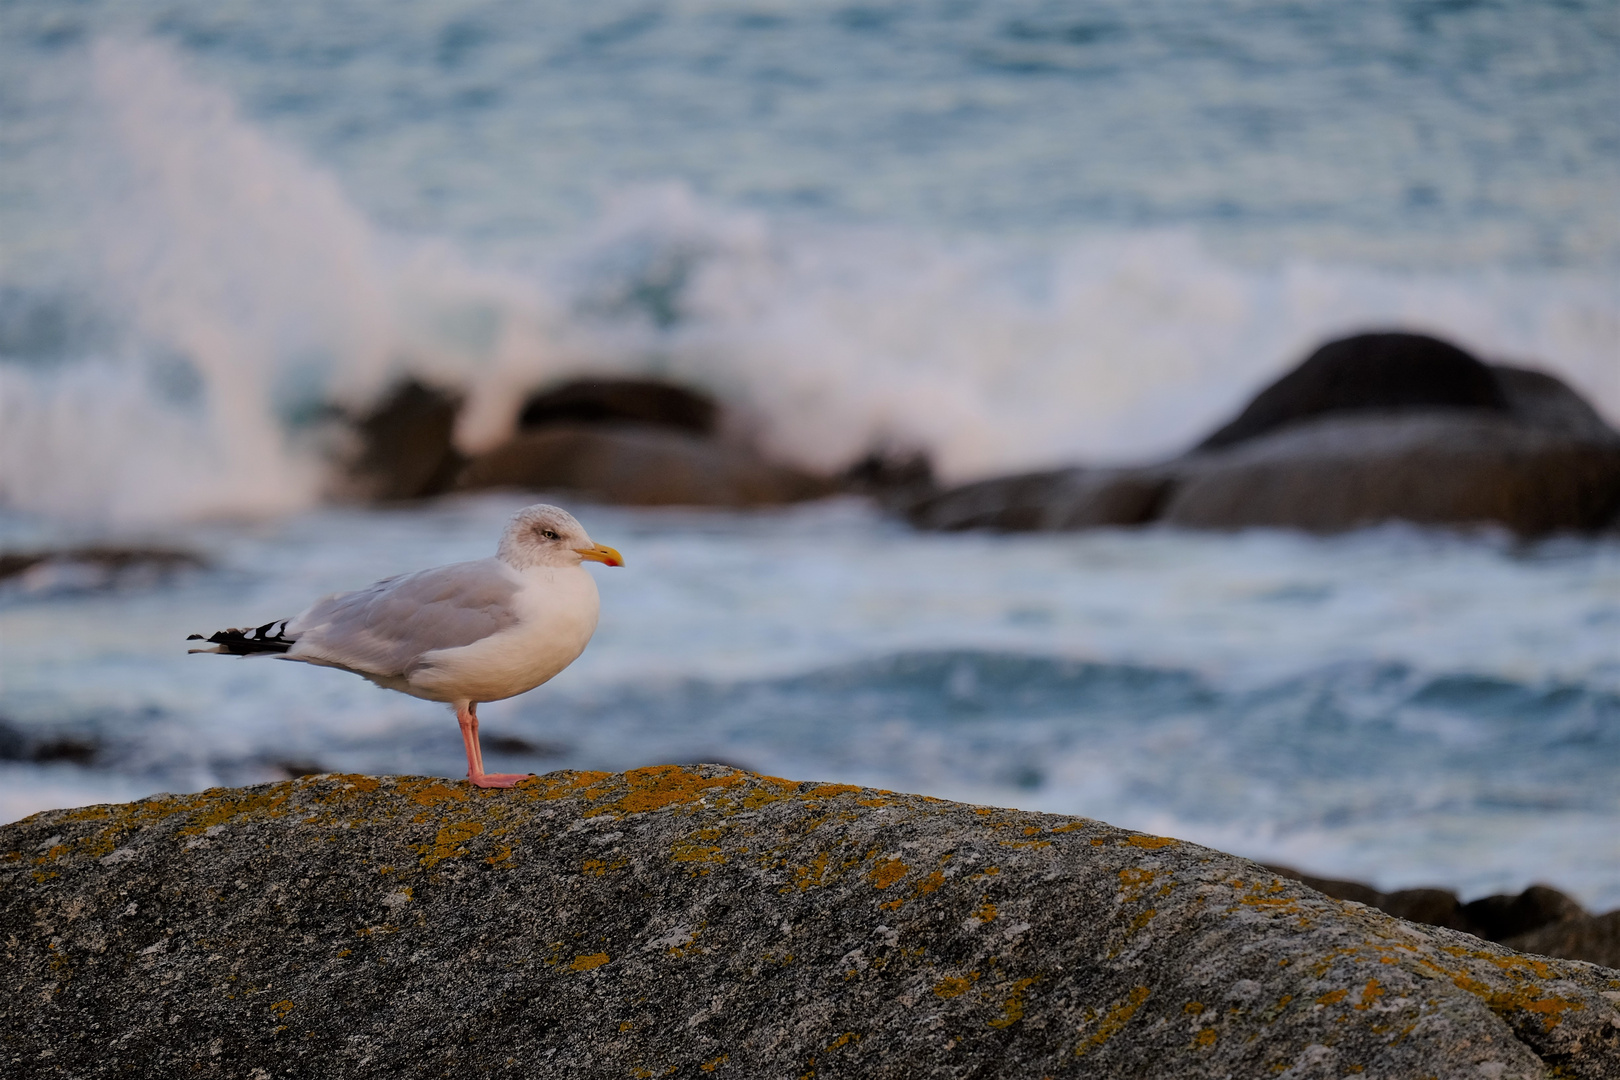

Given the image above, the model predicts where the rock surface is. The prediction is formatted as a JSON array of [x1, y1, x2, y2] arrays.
[[344, 379, 465, 501], [1267, 866, 1609, 962], [907, 332, 1620, 537], [458, 423, 834, 506], [1509, 915, 1620, 973], [5, 767, 1618, 1078], [906, 467, 1173, 532], [516, 378, 720, 437], [0, 547, 204, 591], [1160, 412, 1620, 535], [1195, 332, 1510, 451]]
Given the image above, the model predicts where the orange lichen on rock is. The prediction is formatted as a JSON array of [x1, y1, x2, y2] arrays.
[[1117, 867, 1156, 901], [404, 782, 466, 808], [878, 868, 948, 912], [594, 765, 748, 816], [8, 767, 1617, 1078], [671, 844, 726, 864], [417, 820, 483, 868], [805, 784, 861, 798], [742, 777, 800, 810], [570, 952, 610, 972], [987, 977, 1038, 1029], [1123, 835, 1179, 850], [1352, 979, 1384, 1010], [1075, 986, 1151, 1056], [867, 859, 909, 890]]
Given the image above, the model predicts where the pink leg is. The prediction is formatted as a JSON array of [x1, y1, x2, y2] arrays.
[[457, 702, 531, 789]]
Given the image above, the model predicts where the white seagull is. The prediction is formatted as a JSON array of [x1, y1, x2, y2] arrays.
[[189, 504, 623, 788]]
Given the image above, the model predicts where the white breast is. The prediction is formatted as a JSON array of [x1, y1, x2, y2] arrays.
[[404, 565, 601, 704]]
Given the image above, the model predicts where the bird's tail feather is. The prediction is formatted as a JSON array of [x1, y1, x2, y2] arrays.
[[187, 620, 294, 655]]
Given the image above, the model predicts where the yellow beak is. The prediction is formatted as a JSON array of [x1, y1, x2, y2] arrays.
[[574, 543, 624, 567]]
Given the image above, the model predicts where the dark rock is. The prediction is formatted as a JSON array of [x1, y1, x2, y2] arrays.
[[1162, 412, 1620, 536], [0, 547, 204, 589], [1266, 866, 1600, 960], [1381, 888, 1472, 934], [1261, 864, 1384, 908], [1507, 911, 1620, 970], [840, 449, 937, 509], [1197, 332, 1509, 451], [0, 720, 100, 767], [518, 377, 719, 437], [348, 379, 466, 501], [480, 734, 567, 758], [29, 736, 99, 766], [905, 467, 1174, 532], [458, 423, 835, 507], [5, 768, 1618, 1078], [908, 329, 1620, 538], [1463, 884, 1589, 943], [269, 759, 327, 779], [1493, 365, 1620, 441], [1264, 866, 1471, 932], [0, 720, 27, 761]]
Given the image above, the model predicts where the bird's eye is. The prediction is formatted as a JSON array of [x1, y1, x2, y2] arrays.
[[541, 529, 560, 541]]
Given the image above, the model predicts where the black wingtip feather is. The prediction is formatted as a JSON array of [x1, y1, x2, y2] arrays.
[[189, 619, 294, 656]]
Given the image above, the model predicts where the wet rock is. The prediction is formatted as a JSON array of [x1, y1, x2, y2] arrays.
[[479, 734, 568, 758], [346, 379, 465, 501], [0, 720, 100, 767], [1494, 365, 1620, 442], [268, 759, 328, 780], [1161, 412, 1620, 536], [1196, 332, 1509, 451], [1507, 912, 1620, 971], [839, 449, 938, 510], [28, 736, 99, 766], [5, 768, 1618, 1078], [0, 547, 205, 594], [908, 330, 1620, 538], [458, 424, 834, 506], [1381, 888, 1474, 934], [518, 377, 719, 436], [1464, 884, 1591, 943], [461, 375, 835, 507], [1267, 866, 1602, 961], [1263, 866, 1385, 909], [906, 466, 1173, 531]]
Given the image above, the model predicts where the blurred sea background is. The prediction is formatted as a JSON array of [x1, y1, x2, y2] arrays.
[[1, 1, 1617, 906]]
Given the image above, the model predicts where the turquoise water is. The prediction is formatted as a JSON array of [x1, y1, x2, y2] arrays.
[[1, 2, 1617, 905]]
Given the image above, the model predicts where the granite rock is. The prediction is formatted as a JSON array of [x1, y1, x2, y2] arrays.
[[905, 467, 1173, 532], [457, 423, 834, 506], [516, 378, 720, 437], [1508, 914, 1620, 972], [4, 767, 1618, 1078], [1160, 412, 1620, 536], [343, 379, 466, 501], [1267, 866, 1604, 959], [1195, 332, 1510, 451]]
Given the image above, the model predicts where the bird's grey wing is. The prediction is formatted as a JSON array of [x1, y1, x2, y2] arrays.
[[285, 559, 522, 677]]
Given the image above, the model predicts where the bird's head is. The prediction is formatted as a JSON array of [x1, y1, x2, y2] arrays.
[[498, 504, 624, 571]]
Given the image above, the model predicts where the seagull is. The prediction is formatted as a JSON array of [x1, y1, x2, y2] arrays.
[[188, 504, 623, 788]]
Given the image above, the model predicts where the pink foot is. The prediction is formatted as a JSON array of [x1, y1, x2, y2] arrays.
[[468, 772, 532, 789]]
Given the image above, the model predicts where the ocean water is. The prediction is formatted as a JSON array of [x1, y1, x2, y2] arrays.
[[1, 3, 1617, 904]]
